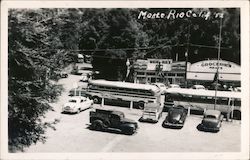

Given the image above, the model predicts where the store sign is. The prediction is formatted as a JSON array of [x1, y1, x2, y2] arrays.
[[171, 62, 190, 71], [188, 60, 240, 73], [187, 60, 241, 81], [200, 61, 232, 69], [172, 65, 185, 70]]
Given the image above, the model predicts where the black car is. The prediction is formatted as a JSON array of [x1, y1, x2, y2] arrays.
[[162, 106, 187, 129], [198, 109, 223, 132]]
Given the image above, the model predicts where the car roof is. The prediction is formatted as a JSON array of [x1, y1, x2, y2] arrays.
[[95, 108, 124, 116], [205, 110, 221, 116], [69, 97, 86, 101], [153, 83, 165, 86], [170, 84, 179, 86], [193, 85, 204, 87], [169, 106, 185, 111], [112, 110, 124, 116]]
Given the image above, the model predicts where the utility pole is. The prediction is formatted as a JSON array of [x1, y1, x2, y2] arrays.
[[214, 18, 223, 110], [124, 59, 130, 82], [185, 23, 191, 88]]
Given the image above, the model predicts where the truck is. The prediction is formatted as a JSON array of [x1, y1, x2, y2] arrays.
[[89, 108, 138, 135], [139, 102, 163, 123]]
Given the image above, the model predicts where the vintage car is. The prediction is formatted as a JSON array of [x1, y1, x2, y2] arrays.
[[162, 106, 187, 128], [198, 109, 224, 132], [139, 102, 163, 123], [191, 85, 205, 90], [62, 97, 93, 114], [89, 108, 138, 135], [169, 84, 180, 88]]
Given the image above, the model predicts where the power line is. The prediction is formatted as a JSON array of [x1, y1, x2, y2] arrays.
[[40, 44, 185, 52], [39, 42, 232, 52], [189, 43, 231, 50]]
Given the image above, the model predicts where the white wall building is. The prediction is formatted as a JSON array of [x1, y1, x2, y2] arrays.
[[187, 60, 241, 85]]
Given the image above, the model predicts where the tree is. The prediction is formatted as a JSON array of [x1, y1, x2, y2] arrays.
[[8, 9, 66, 152], [83, 9, 149, 80]]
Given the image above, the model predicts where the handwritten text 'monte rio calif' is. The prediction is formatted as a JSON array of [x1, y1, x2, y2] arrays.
[[138, 10, 224, 20]]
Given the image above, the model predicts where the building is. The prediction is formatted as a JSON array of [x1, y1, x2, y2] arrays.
[[133, 58, 240, 87], [133, 59, 188, 85], [187, 59, 241, 87]]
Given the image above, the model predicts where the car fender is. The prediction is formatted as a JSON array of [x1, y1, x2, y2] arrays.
[[120, 123, 136, 130]]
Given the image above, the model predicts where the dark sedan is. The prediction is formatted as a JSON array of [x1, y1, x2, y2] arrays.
[[162, 106, 187, 129], [198, 109, 223, 132]]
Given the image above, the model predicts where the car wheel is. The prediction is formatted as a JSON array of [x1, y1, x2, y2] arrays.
[[125, 127, 135, 135], [92, 120, 104, 131], [197, 124, 203, 131]]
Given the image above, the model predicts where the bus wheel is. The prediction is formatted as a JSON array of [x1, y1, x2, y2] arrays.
[[138, 102, 144, 110], [93, 96, 100, 104]]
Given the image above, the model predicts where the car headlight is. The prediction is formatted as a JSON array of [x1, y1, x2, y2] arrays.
[[216, 123, 220, 128]]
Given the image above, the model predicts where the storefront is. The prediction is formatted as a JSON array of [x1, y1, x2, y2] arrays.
[[187, 60, 241, 86], [133, 59, 186, 85]]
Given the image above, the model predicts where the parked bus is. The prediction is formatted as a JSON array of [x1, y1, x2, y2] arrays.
[[86, 80, 161, 109], [165, 88, 241, 120]]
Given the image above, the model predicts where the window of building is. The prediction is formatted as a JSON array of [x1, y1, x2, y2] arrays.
[[162, 60, 170, 64], [176, 73, 184, 77], [168, 73, 175, 77], [147, 72, 156, 76], [137, 72, 145, 75], [150, 60, 158, 64]]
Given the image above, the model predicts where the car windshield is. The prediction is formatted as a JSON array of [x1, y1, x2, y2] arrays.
[[170, 107, 183, 112], [206, 115, 216, 119], [68, 99, 77, 103]]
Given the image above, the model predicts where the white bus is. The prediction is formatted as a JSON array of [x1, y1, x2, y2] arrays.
[[86, 80, 161, 109], [165, 88, 241, 120]]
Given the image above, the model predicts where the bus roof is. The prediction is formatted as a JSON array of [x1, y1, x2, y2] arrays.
[[89, 80, 160, 92], [166, 88, 241, 99]]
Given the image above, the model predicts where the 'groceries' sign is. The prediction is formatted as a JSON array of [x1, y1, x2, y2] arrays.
[[200, 61, 232, 70], [189, 60, 240, 73], [187, 60, 240, 81]]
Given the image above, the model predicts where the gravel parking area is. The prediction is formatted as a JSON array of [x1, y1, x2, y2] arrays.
[[24, 63, 241, 152], [24, 103, 241, 152]]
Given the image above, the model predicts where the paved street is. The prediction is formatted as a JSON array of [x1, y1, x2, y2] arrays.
[[24, 63, 241, 152]]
